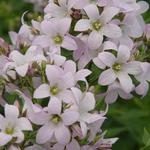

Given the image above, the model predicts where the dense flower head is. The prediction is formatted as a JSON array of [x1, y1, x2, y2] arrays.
[[0, 0, 150, 149]]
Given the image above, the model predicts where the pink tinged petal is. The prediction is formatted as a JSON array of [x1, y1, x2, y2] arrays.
[[81, 92, 95, 111], [93, 57, 106, 69], [80, 121, 87, 137], [137, 1, 149, 14], [102, 24, 122, 38], [71, 87, 82, 104], [99, 69, 116, 85], [62, 36, 77, 50], [58, 90, 75, 103], [5, 104, 19, 118], [66, 139, 80, 150], [78, 53, 92, 69], [117, 45, 131, 63], [103, 41, 118, 51], [36, 124, 54, 144], [118, 72, 134, 93], [15, 64, 29, 77], [28, 111, 49, 125], [123, 15, 144, 38], [75, 69, 91, 81], [118, 35, 134, 49], [82, 113, 105, 124], [100, 7, 120, 23], [17, 117, 32, 131], [62, 111, 79, 126], [135, 81, 149, 97], [0, 133, 12, 146], [48, 97, 62, 115], [9, 31, 18, 45], [55, 124, 71, 144], [123, 61, 142, 75], [46, 65, 62, 83], [64, 60, 76, 74], [118, 90, 133, 100], [58, 0, 67, 7], [53, 143, 65, 150], [44, 3, 65, 17], [9, 51, 25, 64], [98, 52, 116, 67], [105, 91, 118, 104], [59, 18, 72, 35], [60, 72, 75, 89], [73, 0, 89, 9], [88, 31, 103, 50], [41, 20, 57, 35], [33, 84, 50, 99], [32, 35, 50, 48], [84, 4, 99, 20], [13, 131, 24, 143], [53, 54, 66, 66], [75, 19, 90, 31]]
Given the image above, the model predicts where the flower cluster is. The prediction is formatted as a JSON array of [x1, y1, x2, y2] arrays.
[[0, 0, 150, 149]]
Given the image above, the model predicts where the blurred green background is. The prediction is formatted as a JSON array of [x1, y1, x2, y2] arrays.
[[0, 0, 150, 150]]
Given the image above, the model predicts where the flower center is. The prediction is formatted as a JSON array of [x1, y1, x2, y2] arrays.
[[51, 115, 61, 124], [92, 21, 102, 31], [5, 127, 14, 135], [50, 86, 59, 95], [113, 63, 122, 72], [53, 35, 63, 44]]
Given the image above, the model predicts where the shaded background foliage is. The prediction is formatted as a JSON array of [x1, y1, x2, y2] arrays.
[[0, 0, 150, 149]]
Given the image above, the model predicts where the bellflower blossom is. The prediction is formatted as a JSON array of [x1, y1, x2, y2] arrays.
[[0, 0, 149, 149]]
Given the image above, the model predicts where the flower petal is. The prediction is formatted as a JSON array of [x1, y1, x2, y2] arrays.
[[15, 64, 29, 77], [84, 4, 99, 20], [102, 23, 122, 38], [88, 31, 103, 50], [100, 7, 119, 23], [75, 19, 90, 31], [99, 69, 116, 85], [0, 133, 12, 146], [18, 117, 32, 131], [5, 104, 19, 118], [36, 124, 54, 144], [55, 124, 71, 144], [117, 45, 131, 63], [118, 72, 134, 93], [98, 52, 116, 67], [81, 92, 95, 111], [48, 97, 62, 115], [62, 111, 79, 126], [62, 36, 77, 50], [33, 84, 50, 99], [123, 61, 142, 75]]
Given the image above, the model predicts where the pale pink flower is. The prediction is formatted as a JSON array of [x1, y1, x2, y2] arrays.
[[71, 87, 105, 137], [73, 35, 100, 69], [0, 104, 32, 146], [75, 4, 122, 49], [33, 64, 75, 103], [95, 45, 142, 93], [33, 18, 77, 52], [5, 46, 46, 77], [33, 98, 79, 144], [44, 0, 78, 18], [63, 60, 91, 87]]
